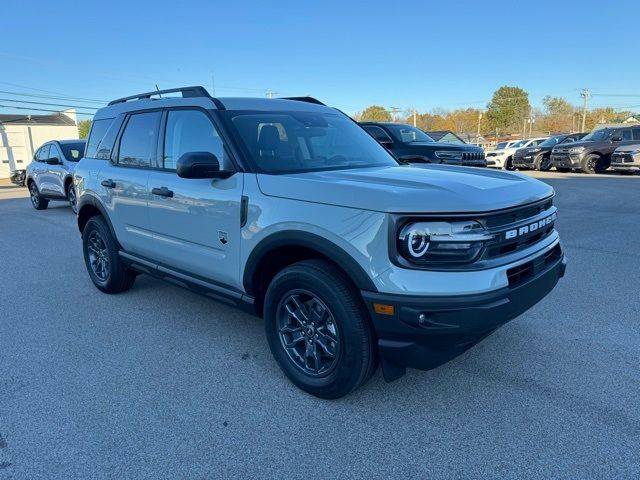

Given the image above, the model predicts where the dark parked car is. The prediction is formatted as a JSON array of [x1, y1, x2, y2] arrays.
[[9, 169, 26, 186], [512, 132, 587, 171], [551, 125, 640, 174], [360, 122, 486, 167]]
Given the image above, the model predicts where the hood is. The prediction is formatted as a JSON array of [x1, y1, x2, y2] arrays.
[[257, 165, 553, 214], [614, 144, 640, 153]]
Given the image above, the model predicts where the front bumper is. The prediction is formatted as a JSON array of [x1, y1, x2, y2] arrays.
[[512, 154, 537, 168], [362, 249, 567, 381], [551, 153, 582, 169], [612, 163, 640, 172], [485, 155, 505, 168], [611, 153, 640, 172], [9, 170, 26, 186]]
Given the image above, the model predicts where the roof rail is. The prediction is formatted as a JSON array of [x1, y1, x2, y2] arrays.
[[107, 86, 211, 106], [280, 96, 325, 106]]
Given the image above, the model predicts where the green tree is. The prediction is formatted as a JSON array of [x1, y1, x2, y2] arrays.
[[359, 105, 392, 122], [485, 86, 531, 133], [78, 119, 92, 139]]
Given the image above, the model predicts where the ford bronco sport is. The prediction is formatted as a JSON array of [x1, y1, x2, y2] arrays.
[[75, 87, 567, 399]]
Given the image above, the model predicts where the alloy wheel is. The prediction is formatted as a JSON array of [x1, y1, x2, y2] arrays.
[[30, 183, 39, 207], [276, 290, 340, 377], [86, 230, 110, 281], [68, 186, 77, 213]]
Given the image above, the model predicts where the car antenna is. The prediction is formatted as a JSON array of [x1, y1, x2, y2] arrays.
[[155, 84, 162, 98]]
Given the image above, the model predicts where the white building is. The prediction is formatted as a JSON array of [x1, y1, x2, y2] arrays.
[[0, 109, 79, 178]]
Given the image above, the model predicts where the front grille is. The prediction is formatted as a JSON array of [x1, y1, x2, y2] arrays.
[[507, 244, 562, 288], [612, 153, 634, 163], [481, 198, 556, 260], [462, 152, 485, 162]]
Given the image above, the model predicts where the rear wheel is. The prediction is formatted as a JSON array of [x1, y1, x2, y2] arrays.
[[82, 216, 136, 293], [264, 259, 377, 399], [67, 183, 78, 214], [29, 182, 48, 210]]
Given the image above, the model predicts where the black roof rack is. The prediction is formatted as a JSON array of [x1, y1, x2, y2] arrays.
[[280, 96, 325, 106], [108, 86, 211, 106]]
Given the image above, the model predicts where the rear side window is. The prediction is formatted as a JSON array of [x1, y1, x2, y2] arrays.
[[85, 119, 113, 158], [117, 111, 161, 168], [632, 128, 640, 141], [622, 129, 632, 141]]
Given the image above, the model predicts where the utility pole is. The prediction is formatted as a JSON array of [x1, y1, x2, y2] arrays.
[[266, 90, 278, 99], [389, 107, 402, 122], [528, 117, 535, 137], [580, 88, 590, 132], [523, 117, 527, 139], [413, 109, 417, 127], [210, 72, 216, 96], [476, 111, 483, 146]]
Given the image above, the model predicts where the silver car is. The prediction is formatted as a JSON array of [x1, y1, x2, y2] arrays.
[[74, 87, 566, 398], [611, 144, 640, 174], [26, 140, 86, 213]]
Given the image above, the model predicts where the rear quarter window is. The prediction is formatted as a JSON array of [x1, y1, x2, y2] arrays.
[[85, 119, 114, 158]]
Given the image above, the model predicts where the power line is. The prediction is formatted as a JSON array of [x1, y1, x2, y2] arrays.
[[0, 89, 106, 105], [0, 104, 95, 116], [0, 81, 108, 103], [0, 98, 99, 111]]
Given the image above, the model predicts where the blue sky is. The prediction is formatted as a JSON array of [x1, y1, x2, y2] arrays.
[[2, 0, 640, 118]]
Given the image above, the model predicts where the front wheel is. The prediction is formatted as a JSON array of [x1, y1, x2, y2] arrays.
[[264, 259, 377, 399], [535, 155, 553, 171], [29, 182, 49, 210], [581, 154, 604, 174], [82, 216, 136, 293], [505, 157, 516, 171], [67, 183, 78, 214]]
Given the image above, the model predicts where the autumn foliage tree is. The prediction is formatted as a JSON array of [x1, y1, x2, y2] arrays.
[[359, 105, 392, 122]]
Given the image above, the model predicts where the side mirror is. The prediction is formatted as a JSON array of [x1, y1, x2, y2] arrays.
[[45, 157, 61, 165], [176, 152, 233, 179]]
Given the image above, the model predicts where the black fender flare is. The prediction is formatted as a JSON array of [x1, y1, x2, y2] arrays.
[[76, 194, 118, 245], [243, 230, 378, 295]]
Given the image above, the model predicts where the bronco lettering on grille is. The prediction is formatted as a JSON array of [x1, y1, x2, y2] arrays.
[[505, 212, 557, 240]]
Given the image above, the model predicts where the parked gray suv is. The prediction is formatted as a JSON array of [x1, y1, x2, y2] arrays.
[[75, 87, 567, 398], [26, 139, 86, 213]]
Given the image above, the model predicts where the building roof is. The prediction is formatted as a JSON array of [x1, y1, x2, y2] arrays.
[[0, 112, 77, 126]]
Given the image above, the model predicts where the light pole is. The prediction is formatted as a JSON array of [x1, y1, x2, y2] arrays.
[[389, 107, 402, 122], [476, 112, 483, 146], [580, 88, 589, 132]]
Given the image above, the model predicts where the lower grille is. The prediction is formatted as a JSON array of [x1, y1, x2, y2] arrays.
[[507, 244, 562, 288], [462, 152, 485, 162], [612, 153, 634, 163]]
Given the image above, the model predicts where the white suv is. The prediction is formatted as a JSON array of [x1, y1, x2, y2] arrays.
[[486, 138, 548, 170], [74, 87, 566, 398]]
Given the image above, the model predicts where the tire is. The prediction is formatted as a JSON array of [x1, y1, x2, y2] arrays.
[[505, 157, 516, 171], [581, 154, 604, 174], [29, 182, 49, 210], [82, 216, 136, 294], [535, 155, 552, 171], [264, 259, 377, 399], [67, 183, 78, 214], [556, 167, 571, 173]]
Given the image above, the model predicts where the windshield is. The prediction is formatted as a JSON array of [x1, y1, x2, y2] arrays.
[[538, 135, 566, 147], [495, 142, 508, 150], [511, 140, 527, 148], [385, 124, 435, 143], [581, 129, 611, 142], [60, 142, 86, 161], [228, 111, 398, 174]]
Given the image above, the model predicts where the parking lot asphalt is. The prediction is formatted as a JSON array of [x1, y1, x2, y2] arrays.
[[0, 171, 639, 479]]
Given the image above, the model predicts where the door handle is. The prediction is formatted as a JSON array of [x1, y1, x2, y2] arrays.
[[152, 186, 174, 198], [101, 179, 116, 188]]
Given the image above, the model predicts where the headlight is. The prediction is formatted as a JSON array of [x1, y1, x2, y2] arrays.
[[569, 146, 585, 154], [398, 220, 495, 265], [434, 151, 463, 160], [529, 148, 541, 153]]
